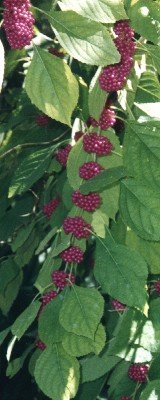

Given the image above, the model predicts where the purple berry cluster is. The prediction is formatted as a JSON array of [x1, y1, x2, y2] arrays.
[[72, 190, 101, 212], [60, 246, 84, 264], [99, 20, 135, 92], [52, 270, 75, 290], [43, 198, 60, 219], [56, 144, 72, 167], [111, 299, 126, 312], [63, 216, 91, 239], [128, 364, 149, 382], [154, 281, 160, 295], [36, 340, 46, 351], [3, 0, 35, 49], [79, 162, 104, 180], [90, 107, 116, 131], [83, 133, 113, 156]]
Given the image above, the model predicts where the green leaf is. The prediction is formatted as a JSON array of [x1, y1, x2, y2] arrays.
[[67, 137, 92, 190], [62, 324, 106, 357], [120, 179, 160, 241], [39, 296, 64, 345], [59, 286, 104, 340], [11, 221, 35, 252], [34, 344, 80, 400], [0, 259, 22, 315], [124, 122, 160, 190], [100, 184, 120, 220], [149, 299, 160, 329], [88, 67, 107, 120], [35, 239, 62, 293], [140, 380, 160, 400], [75, 375, 107, 400], [59, 0, 127, 23], [94, 236, 148, 309], [12, 301, 40, 340], [6, 346, 33, 378], [128, 0, 160, 45], [97, 129, 123, 169], [81, 166, 125, 194], [47, 11, 120, 66], [51, 230, 72, 257], [81, 354, 119, 383], [35, 227, 57, 255], [25, 46, 79, 126], [9, 147, 53, 197], [0, 327, 10, 345], [14, 228, 40, 268], [126, 230, 160, 274], [145, 44, 160, 74], [92, 209, 109, 238], [135, 71, 160, 102]]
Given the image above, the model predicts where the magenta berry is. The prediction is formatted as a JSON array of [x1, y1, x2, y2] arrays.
[[63, 216, 91, 239], [51, 270, 75, 290], [43, 198, 60, 219], [72, 190, 101, 212], [36, 340, 46, 351], [111, 299, 126, 312], [3, 0, 35, 49], [88, 116, 99, 128], [36, 114, 50, 126], [120, 397, 131, 400], [99, 108, 116, 130], [79, 161, 104, 180], [56, 144, 72, 167], [74, 131, 84, 142], [128, 364, 149, 382], [154, 281, 160, 295], [60, 246, 84, 264], [83, 133, 113, 156], [41, 290, 57, 306]]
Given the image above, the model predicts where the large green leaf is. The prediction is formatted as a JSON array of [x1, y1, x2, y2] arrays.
[[126, 230, 160, 274], [144, 44, 160, 74], [58, 0, 127, 23], [47, 11, 120, 66], [88, 67, 107, 120], [134, 71, 160, 118], [128, 0, 160, 45], [94, 236, 148, 309], [62, 324, 106, 357], [120, 179, 160, 241], [124, 122, 160, 190], [81, 354, 119, 383], [9, 147, 53, 197], [75, 375, 107, 400], [100, 184, 120, 221], [59, 286, 104, 340], [12, 301, 40, 340], [25, 46, 79, 126], [34, 345, 80, 400], [38, 296, 64, 345], [140, 380, 160, 400], [0, 259, 22, 315]]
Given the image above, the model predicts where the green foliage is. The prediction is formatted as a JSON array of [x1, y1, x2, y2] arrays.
[[25, 46, 79, 125], [59, 286, 104, 339], [94, 236, 148, 309], [12, 301, 40, 340], [0, 259, 22, 315], [48, 11, 120, 66], [34, 345, 80, 400]]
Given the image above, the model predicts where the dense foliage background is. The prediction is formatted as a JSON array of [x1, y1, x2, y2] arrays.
[[1, 0, 160, 399]]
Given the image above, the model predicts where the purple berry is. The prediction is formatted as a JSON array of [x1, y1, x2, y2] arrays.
[[60, 246, 84, 264], [36, 340, 46, 351], [36, 114, 50, 126], [56, 144, 72, 167], [51, 270, 75, 290], [63, 216, 91, 239], [72, 190, 101, 212], [83, 133, 113, 156], [128, 364, 149, 382], [111, 299, 126, 312], [79, 161, 104, 180], [154, 281, 160, 295], [43, 198, 60, 219]]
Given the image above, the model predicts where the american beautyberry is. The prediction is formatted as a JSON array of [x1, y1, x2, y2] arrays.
[[43, 198, 60, 219], [51, 270, 75, 290], [99, 107, 116, 130], [111, 299, 126, 312], [3, 0, 35, 49], [72, 190, 101, 212], [56, 144, 72, 167], [36, 340, 46, 351], [154, 281, 160, 295], [60, 246, 84, 264], [74, 131, 84, 142], [63, 216, 91, 239], [79, 161, 104, 180], [83, 133, 113, 156], [36, 114, 50, 126], [128, 364, 149, 382], [41, 290, 57, 306]]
